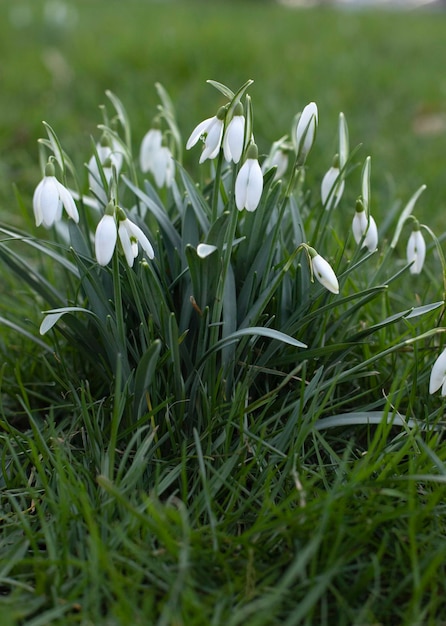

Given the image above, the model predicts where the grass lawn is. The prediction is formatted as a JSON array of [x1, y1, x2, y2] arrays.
[[1, 1, 446, 624]]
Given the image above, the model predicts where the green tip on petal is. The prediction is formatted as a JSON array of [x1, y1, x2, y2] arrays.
[[105, 202, 116, 217], [217, 106, 227, 121], [233, 102, 244, 116], [44, 161, 56, 177], [116, 206, 127, 221], [246, 143, 258, 160], [332, 154, 340, 168], [355, 197, 365, 213], [307, 246, 317, 258]]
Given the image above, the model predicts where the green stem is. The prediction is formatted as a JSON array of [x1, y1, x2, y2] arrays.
[[211, 149, 225, 223]]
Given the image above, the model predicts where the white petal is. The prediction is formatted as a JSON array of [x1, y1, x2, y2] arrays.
[[139, 129, 163, 172], [126, 220, 155, 260], [429, 348, 446, 394], [197, 243, 217, 258], [352, 212, 378, 251], [235, 160, 250, 211], [407, 230, 426, 275], [363, 216, 378, 252], [118, 221, 136, 267], [311, 254, 339, 294], [151, 147, 173, 188], [39, 177, 61, 227], [245, 160, 263, 212], [352, 211, 367, 244], [57, 181, 79, 223], [95, 214, 117, 266], [32, 179, 45, 226], [296, 102, 318, 161], [223, 115, 245, 164], [199, 118, 224, 163], [321, 167, 344, 210], [186, 116, 215, 150]]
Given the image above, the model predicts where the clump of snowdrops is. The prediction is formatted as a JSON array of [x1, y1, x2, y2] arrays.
[[1, 79, 445, 445]]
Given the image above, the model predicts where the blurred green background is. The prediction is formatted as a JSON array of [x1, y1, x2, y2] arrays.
[[1, 0, 445, 226]]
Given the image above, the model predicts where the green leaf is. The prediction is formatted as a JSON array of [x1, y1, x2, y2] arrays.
[[40, 307, 98, 335], [133, 340, 162, 419], [206, 79, 235, 100], [390, 184, 426, 249], [200, 326, 307, 366], [314, 411, 420, 431]]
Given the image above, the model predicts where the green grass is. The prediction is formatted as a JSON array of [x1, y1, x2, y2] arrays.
[[2, 1, 446, 625]]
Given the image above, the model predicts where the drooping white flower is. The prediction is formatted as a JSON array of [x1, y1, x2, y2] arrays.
[[309, 248, 339, 294], [139, 128, 175, 188], [95, 208, 117, 266], [295, 102, 318, 163], [117, 212, 155, 267], [262, 142, 289, 181], [235, 143, 263, 212], [352, 200, 378, 252], [223, 103, 245, 164], [321, 155, 345, 211], [429, 348, 446, 395], [406, 225, 426, 275], [153, 146, 175, 188], [139, 128, 163, 173], [95, 205, 155, 267], [88, 137, 124, 204], [33, 161, 79, 228], [186, 106, 226, 163]]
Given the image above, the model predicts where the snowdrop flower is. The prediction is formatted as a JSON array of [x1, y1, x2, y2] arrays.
[[295, 102, 318, 164], [88, 136, 124, 204], [223, 102, 245, 164], [33, 161, 79, 228], [186, 106, 226, 163], [352, 199, 378, 252], [95, 204, 118, 266], [95, 204, 154, 267], [262, 143, 289, 181], [309, 248, 339, 295], [321, 155, 345, 211], [139, 128, 163, 172], [429, 348, 446, 395], [153, 146, 175, 188], [235, 143, 263, 212], [139, 128, 175, 188], [117, 210, 155, 267], [406, 223, 426, 274]]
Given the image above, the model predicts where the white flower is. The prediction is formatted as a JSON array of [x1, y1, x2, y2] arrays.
[[321, 159, 344, 211], [295, 102, 318, 163], [95, 206, 155, 267], [235, 144, 263, 212], [429, 348, 446, 395], [153, 146, 175, 188], [406, 227, 426, 274], [88, 138, 124, 204], [118, 216, 155, 267], [352, 204, 378, 252], [33, 162, 79, 228], [262, 144, 289, 180], [186, 107, 226, 163], [223, 104, 245, 164], [139, 128, 163, 173], [95, 211, 117, 266], [139, 129, 175, 188], [310, 251, 339, 294]]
